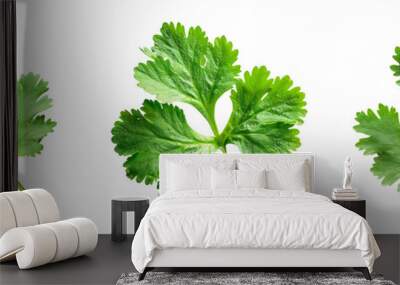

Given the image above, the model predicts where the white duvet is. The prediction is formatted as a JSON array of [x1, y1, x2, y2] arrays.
[[131, 190, 380, 273]]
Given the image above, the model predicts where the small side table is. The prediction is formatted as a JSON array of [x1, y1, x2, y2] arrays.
[[111, 197, 149, 242], [332, 199, 366, 219]]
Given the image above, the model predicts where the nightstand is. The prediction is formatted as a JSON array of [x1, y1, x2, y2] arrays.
[[111, 197, 149, 241], [332, 199, 366, 219]]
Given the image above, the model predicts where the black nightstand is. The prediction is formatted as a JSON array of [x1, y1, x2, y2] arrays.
[[332, 199, 366, 219], [111, 197, 149, 241]]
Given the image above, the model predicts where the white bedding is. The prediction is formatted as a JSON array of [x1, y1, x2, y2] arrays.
[[131, 190, 380, 273]]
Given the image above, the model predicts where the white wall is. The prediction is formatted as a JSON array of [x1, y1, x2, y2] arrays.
[[17, 0, 400, 233]]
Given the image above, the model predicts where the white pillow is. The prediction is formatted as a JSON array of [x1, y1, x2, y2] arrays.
[[211, 168, 236, 191], [236, 169, 267, 189], [167, 162, 211, 191], [238, 159, 310, 192], [267, 161, 308, 191]]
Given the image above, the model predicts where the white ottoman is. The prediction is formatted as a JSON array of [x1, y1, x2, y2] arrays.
[[0, 189, 98, 269]]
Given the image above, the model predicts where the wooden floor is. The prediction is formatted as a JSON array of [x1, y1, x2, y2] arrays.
[[0, 235, 399, 285]]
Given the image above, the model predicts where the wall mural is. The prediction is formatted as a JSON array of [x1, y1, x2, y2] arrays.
[[354, 47, 400, 191], [111, 22, 307, 185], [18, 73, 57, 190]]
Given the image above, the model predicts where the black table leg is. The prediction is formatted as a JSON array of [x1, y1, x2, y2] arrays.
[[112, 201, 126, 241]]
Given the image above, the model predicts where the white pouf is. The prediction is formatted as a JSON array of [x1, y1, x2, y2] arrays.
[[0, 189, 98, 269]]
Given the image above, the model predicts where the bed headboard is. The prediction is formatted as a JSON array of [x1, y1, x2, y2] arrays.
[[159, 153, 315, 194]]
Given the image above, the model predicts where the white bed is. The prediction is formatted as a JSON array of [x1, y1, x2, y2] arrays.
[[131, 153, 380, 280]]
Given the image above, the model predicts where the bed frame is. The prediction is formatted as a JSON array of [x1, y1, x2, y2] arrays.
[[139, 153, 371, 281], [141, 249, 370, 280]]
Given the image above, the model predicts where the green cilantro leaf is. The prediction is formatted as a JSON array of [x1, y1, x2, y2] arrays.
[[390, 46, 400, 86], [18, 73, 57, 156], [354, 104, 400, 188], [219, 66, 307, 153], [111, 100, 217, 184], [134, 22, 240, 135], [113, 23, 308, 185]]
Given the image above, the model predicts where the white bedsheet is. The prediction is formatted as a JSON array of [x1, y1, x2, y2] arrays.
[[131, 190, 380, 273]]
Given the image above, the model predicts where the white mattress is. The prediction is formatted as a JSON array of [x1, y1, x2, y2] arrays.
[[131, 190, 380, 273]]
